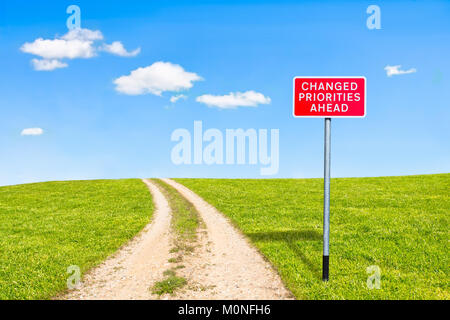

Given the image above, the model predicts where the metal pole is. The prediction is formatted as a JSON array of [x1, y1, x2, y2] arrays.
[[323, 117, 331, 281]]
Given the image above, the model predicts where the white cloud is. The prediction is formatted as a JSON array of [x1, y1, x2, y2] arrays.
[[20, 29, 102, 60], [170, 94, 187, 103], [21, 28, 139, 70], [101, 41, 140, 57], [384, 65, 417, 77], [21, 37, 96, 59], [61, 28, 103, 41], [31, 59, 68, 71], [21, 128, 44, 136], [196, 91, 271, 109], [114, 61, 202, 95]]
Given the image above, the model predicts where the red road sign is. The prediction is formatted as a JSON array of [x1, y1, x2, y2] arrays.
[[293, 77, 366, 118]]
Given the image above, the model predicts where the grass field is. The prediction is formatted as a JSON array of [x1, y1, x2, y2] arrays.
[[0, 179, 153, 300], [176, 174, 449, 300]]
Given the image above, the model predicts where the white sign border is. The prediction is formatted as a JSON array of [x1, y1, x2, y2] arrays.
[[292, 76, 367, 118]]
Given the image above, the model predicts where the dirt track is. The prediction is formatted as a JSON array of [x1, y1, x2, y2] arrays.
[[65, 178, 292, 300]]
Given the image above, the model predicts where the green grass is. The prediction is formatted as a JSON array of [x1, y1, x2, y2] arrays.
[[151, 274, 187, 295], [176, 174, 449, 300], [152, 179, 200, 244], [0, 179, 153, 300]]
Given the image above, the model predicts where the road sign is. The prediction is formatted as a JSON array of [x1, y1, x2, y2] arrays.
[[293, 77, 366, 118], [293, 76, 366, 281]]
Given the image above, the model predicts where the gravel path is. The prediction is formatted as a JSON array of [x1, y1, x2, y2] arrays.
[[162, 179, 292, 300], [64, 179, 172, 300]]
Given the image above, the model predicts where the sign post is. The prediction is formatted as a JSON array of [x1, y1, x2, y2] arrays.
[[293, 77, 366, 281], [323, 117, 331, 281]]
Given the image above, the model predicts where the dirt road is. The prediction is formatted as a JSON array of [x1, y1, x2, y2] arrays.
[[65, 178, 292, 300]]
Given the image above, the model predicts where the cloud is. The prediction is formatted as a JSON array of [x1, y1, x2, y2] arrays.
[[196, 91, 271, 109], [114, 62, 202, 95], [170, 94, 187, 103], [21, 128, 44, 136], [21, 28, 139, 71], [21, 38, 95, 60], [384, 65, 417, 77], [101, 41, 140, 57], [61, 28, 103, 41], [21, 29, 100, 60], [31, 59, 68, 71]]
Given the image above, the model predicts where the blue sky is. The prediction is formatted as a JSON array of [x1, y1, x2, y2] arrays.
[[0, 0, 449, 186]]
